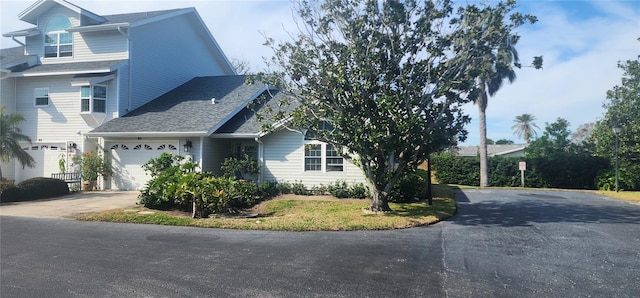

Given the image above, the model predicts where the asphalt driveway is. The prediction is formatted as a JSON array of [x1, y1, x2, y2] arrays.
[[0, 191, 139, 219]]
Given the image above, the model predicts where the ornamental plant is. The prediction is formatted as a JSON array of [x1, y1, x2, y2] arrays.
[[73, 148, 112, 182]]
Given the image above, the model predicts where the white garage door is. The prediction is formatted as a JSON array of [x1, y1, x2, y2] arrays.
[[18, 144, 67, 182], [109, 142, 178, 190]]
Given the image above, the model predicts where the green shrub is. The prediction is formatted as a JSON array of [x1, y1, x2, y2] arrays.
[[0, 185, 23, 202], [349, 183, 369, 199], [326, 181, 369, 199], [327, 180, 351, 198], [276, 182, 292, 194], [1, 177, 69, 202], [290, 181, 309, 195], [431, 152, 608, 189], [390, 169, 428, 202], [257, 181, 280, 200]]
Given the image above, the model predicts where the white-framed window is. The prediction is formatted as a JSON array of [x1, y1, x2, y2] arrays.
[[44, 15, 72, 58], [304, 143, 322, 171], [325, 144, 344, 172], [34, 88, 49, 106], [303, 130, 344, 172], [81, 85, 107, 113]]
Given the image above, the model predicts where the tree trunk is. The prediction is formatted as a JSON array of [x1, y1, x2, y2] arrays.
[[479, 97, 489, 188], [369, 188, 391, 212]]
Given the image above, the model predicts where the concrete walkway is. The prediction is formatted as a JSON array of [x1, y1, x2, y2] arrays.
[[0, 191, 139, 219]]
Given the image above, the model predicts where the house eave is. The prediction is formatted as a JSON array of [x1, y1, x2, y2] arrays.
[[210, 133, 259, 139], [66, 23, 130, 33], [86, 131, 209, 138]]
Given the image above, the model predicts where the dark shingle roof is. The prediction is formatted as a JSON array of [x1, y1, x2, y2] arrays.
[[0, 46, 32, 70], [215, 90, 296, 134], [91, 76, 266, 134]]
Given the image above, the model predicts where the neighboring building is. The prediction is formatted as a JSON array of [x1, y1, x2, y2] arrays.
[[1, 0, 366, 190], [454, 144, 527, 158]]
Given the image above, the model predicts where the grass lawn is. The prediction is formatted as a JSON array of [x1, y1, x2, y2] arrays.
[[594, 190, 640, 204], [77, 184, 457, 231]]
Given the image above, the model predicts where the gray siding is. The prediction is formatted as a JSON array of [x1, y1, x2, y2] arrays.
[[13, 75, 118, 142], [261, 129, 367, 188], [128, 13, 230, 111]]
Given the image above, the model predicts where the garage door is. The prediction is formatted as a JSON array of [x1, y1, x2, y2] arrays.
[[109, 142, 178, 190], [18, 144, 67, 182]]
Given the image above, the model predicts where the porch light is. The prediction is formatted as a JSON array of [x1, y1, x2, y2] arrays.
[[184, 140, 192, 152]]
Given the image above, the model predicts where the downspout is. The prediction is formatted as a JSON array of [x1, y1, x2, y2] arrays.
[[11, 36, 25, 47], [254, 137, 264, 183]]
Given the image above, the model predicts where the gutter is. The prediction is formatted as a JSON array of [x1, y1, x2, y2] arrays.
[[255, 137, 264, 183]]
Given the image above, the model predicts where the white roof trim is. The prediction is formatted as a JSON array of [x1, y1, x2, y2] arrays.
[[19, 0, 105, 25], [8, 60, 127, 77], [210, 133, 259, 139], [2, 28, 40, 37], [86, 131, 208, 138], [66, 23, 129, 33]]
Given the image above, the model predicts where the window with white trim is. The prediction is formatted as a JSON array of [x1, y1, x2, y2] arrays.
[[304, 144, 322, 171], [81, 85, 107, 113], [325, 144, 344, 172], [304, 129, 344, 172], [34, 88, 49, 106], [44, 15, 72, 58]]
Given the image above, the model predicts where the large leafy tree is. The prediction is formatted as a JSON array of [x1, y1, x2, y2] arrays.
[[526, 118, 577, 157], [260, 0, 538, 211], [466, 4, 540, 187], [512, 113, 539, 144], [0, 106, 35, 180], [589, 57, 640, 190]]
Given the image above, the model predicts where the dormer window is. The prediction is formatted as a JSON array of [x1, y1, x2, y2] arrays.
[[44, 15, 72, 58]]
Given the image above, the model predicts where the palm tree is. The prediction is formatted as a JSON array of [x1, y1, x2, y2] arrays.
[[475, 33, 520, 188], [512, 113, 540, 144], [0, 106, 35, 180]]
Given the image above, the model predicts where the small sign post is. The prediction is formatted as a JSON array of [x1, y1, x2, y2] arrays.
[[519, 161, 526, 188]]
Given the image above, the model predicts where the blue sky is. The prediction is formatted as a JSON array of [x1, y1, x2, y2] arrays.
[[1, 0, 639, 145]]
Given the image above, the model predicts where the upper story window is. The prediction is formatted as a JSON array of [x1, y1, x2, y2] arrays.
[[34, 88, 49, 106], [44, 15, 72, 58], [81, 85, 107, 113]]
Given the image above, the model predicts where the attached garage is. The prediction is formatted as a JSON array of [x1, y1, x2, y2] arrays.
[[108, 142, 178, 190], [18, 144, 67, 182]]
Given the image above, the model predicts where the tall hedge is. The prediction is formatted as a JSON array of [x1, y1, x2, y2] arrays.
[[431, 153, 608, 189]]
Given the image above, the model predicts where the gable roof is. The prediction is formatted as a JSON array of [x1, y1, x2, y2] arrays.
[[0, 46, 37, 72], [88, 76, 269, 137], [18, 0, 105, 25]]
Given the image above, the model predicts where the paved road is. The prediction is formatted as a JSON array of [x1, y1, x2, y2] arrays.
[[1, 189, 639, 297], [443, 189, 640, 297]]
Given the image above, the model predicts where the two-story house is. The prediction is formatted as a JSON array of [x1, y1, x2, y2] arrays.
[[1, 0, 367, 191]]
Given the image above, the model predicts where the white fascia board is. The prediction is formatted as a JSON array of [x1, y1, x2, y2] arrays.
[[257, 116, 293, 138], [2, 28, 40, 37], [19, 0, 105, 25], [206, 86, 268, 136], [66, 23, 129, 33], [210, 133, 259, 139], [8, 68, 113, 77], [85, 131, 208, 138]]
